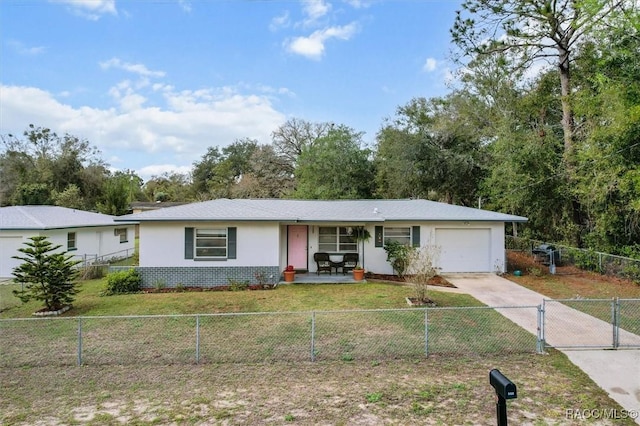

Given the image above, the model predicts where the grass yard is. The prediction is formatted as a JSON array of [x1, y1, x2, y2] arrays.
[[2, 266, 638, 424], [0, 279, 483, 319], [507, 251, 640, 299], [1, 352, 635, 425]]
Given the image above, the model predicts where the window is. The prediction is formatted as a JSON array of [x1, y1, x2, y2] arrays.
[[67, 232, 77, 250], [114, 228, 128, 243], [195, 228, 227, 258], [318, 227, 357, 252], [384, 227, 411, 246]]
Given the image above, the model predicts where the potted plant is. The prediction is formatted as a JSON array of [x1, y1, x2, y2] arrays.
[[352, 264, 365, 281], [283, 265, 295, 282]]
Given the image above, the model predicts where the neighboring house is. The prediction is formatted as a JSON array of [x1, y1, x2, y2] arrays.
[[0, 206, 137, 278], [129, 202, 187, 237], [129, 201, 187, 214], [115, 199, 527, 288]]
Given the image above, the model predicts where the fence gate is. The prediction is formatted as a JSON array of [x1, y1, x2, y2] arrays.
[[542, 299, 640, 350]]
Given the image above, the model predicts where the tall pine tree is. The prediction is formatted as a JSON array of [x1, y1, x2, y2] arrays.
[[12, 236, 81, 312]]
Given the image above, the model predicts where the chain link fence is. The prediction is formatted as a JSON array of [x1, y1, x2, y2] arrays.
[[0, 306, 540, 368], [542, 298, 640, 349], [506, 236, 640, 282]]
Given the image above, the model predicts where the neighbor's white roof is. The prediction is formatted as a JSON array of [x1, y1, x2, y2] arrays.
[[115, 199, 527, 223], [0, 205, 136, 230]]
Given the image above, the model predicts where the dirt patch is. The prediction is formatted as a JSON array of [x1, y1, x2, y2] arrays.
[[506, 251, 640, 299], [2, 353, 633, 425]]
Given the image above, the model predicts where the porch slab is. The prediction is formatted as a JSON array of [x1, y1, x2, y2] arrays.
[[279, 272, 363, 284]]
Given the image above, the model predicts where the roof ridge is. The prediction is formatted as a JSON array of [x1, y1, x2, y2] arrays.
[[232, 198, 297, 219], [16, 206, 46, 228]]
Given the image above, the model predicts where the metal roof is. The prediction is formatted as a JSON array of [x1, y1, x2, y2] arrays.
[[0, 205, 137, 230], [115, 199, 528, 223]]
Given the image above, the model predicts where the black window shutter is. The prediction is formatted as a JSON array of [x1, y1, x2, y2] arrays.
[[412, 226, 421, 247], [185, 227, 194, 259], [228, 227, 237, 259], [375, 226, 383, 247]]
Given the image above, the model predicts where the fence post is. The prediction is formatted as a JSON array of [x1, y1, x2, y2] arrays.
[[536, 305, 545, 354], [310, 312, 316, 362], [424, 309, 429, 357], [599, 252, 603, 273], [77, 317, 83, 366], [195, 315, 200, 364], [540, 301, 547, 352], [612, 298, 620, 349]]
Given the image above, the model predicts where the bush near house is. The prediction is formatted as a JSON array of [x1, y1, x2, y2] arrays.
[[103, 269, 142, 295]]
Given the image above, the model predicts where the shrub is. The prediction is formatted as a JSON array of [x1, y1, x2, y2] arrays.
[[104, 269, 142, 295], [406, 246, 440, 303], [570, 249, 601, 273], [383, 240, 414, 277], [228, 279, 249, 291]]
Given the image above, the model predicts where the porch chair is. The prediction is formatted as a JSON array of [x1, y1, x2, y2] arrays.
[[341, 252, 359, 275], [314, 252, 332, 275]]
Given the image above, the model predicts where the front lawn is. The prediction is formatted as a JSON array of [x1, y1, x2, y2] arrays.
[[2, 352, 635, 425], [0, 279, 482, 318]]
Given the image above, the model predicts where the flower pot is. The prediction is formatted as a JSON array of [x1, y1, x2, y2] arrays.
[[283, 271, 295, 282], [352, 269, 365, 281]]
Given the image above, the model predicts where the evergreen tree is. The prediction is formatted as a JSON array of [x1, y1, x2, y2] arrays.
[[12, 236, 81, 312]]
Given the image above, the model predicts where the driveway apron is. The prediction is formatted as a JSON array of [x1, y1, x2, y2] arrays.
[[443, 273, 640, 423]]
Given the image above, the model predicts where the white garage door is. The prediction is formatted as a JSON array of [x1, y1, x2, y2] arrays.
[[0, 236, 24, 278], [435, 228, 491, 273]]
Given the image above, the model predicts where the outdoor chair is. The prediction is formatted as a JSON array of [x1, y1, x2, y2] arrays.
[[314, 252, 332, 275], [341, 252, 359, 274]]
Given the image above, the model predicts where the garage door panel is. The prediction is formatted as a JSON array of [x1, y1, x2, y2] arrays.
[[435, 228, 491, 273]]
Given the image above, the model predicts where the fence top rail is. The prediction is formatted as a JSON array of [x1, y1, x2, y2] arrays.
[[0, 305, 541, 322], [544, 298, 623, 303], [506, 236, 640, 262], [425, 305, 539, 311]]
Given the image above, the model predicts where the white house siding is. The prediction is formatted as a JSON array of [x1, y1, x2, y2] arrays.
[[0, 226, 135, 278], [42, 226, 135, 264], [0, 234, 26, 278], [139, 221, 280, 267]]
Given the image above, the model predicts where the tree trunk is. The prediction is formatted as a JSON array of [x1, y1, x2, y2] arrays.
[[558, 45, 574, 161]]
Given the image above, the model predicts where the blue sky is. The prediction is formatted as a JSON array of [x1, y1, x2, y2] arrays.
[[1, 0, 461, 180]]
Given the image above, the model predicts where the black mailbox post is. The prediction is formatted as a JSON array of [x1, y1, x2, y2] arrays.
[[490, 369, 517, 426]]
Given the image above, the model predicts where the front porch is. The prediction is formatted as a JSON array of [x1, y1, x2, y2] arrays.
[[280, 272, 365, 284]]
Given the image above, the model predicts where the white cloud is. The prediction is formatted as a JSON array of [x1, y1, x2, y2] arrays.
[[423, 57, 437, 72], [303, 0, 331, 23], [7, 40, 46, 56], [178, 0, 192, 13], [0, 84, 286, 175], [51, 0, 117, 20], [343, 0, 373, 8], [100, 58, 166, 78], [286, 22, 359, 60], [270, 11, 290, 31], [137, 164, 192, 180]]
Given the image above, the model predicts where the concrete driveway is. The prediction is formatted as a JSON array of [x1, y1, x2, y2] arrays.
[[443, 273, 640, 424]]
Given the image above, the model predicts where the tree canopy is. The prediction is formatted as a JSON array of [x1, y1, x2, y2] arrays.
[[2, 7, 639, 256]]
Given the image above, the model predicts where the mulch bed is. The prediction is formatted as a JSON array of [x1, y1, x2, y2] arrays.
[[365, 273, 456, 288]]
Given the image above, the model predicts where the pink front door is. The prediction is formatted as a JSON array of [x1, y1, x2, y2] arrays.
[[287, 225, 308, 270]]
